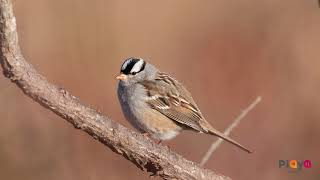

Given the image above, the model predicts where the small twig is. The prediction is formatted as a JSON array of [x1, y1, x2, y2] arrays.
[[200, 96, 262, 166]]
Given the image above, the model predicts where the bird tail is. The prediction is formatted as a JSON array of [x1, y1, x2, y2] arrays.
[[207, 128, 252, 153]]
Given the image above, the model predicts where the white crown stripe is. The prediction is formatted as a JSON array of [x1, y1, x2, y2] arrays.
[[121, 59, 132, 70], [130, 59, 144, 73]]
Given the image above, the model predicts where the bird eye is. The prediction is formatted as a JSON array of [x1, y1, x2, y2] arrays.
[[131, 71, 137, 75]]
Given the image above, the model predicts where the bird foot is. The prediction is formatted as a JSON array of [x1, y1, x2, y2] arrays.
[[142, 133, 162, 144]]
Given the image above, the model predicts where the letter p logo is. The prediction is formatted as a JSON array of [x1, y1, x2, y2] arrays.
[[279, 160, 286, 168]]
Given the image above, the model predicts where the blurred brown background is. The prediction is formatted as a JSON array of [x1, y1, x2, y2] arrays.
[[0, 0, 319, 179]]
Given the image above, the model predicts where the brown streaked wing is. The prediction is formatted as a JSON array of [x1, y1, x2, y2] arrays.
[[141, 72, 205, 132]]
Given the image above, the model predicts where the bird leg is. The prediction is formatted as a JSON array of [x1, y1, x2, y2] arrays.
[[142, 133, 162, 144]]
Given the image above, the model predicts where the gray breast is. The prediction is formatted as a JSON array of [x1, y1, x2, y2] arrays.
[[117, 82, 149, 132]]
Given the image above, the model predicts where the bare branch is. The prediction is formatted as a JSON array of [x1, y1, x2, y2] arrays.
[[200, 96, 261, 166], [0, 0, 231, 179]]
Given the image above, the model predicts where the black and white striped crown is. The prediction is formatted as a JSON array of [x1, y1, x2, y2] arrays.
[[120, 57, 146, 75]]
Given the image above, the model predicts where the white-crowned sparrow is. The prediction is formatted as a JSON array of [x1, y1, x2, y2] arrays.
[[117, 57, 251, 153]]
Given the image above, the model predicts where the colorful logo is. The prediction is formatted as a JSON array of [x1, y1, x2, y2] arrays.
[[279, 160, 312, 170]]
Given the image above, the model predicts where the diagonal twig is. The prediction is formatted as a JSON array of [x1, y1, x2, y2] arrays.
[[200, 96, 262, 166]]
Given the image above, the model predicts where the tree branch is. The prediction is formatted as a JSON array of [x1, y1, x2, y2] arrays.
[[0, 0, 230, 179], [200, 97, 261, 166]]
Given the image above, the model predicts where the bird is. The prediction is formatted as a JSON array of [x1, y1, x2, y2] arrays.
[[116, 57, 252, 153]]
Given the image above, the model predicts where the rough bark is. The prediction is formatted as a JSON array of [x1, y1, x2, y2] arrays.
[[0, 0, 231, 179]]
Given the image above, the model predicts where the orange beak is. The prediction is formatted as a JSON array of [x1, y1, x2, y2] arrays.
[[116, 74, 127, 80]]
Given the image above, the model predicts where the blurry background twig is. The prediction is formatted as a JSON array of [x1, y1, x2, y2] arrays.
[[0, 0, 230, 179], [200, 96, 262, 166]]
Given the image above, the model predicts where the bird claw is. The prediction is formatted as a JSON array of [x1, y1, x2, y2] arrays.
[[142, 133, 162, 144]]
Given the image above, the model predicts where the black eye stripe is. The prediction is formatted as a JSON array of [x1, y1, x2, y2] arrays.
[[120, 58, 146, 75]]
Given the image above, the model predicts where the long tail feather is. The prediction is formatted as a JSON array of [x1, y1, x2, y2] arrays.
[[208, 128, 252, 153]]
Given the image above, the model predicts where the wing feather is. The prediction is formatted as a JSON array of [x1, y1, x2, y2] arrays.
[[141, 72, 205, 132]]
